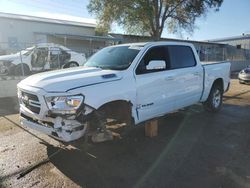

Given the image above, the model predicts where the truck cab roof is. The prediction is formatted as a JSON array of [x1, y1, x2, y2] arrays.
[[114, 41, 195, 49], [35, 43, 70, 51]]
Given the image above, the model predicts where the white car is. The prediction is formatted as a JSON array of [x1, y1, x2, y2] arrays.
[[238, 66, 250, 84], [17, 42, 231, 142], [0, 43, 86, 75]]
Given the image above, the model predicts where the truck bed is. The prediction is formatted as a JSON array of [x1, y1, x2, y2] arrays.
[[201, 61, 229, 65], [200, 61, 231, 102]]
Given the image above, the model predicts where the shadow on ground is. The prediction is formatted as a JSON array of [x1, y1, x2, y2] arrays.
[[0, 97, 19, 116], [46, 112, 185, 188], [44, 108, 215, 188], [44, 101, 250, 188]]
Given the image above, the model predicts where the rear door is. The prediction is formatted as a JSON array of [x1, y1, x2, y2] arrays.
[[59, 48, 71, 65], [167, 45, 203, 109], [49, 47, 62, 68]]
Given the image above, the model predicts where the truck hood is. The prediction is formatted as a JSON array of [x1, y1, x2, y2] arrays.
[[0, 54, 20, 62], [18, 67, 123, 92]]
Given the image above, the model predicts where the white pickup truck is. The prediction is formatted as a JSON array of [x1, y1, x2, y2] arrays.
[[17, 42, 231, 142]]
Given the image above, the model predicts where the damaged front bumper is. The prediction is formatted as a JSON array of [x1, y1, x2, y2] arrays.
[[18, 87, 93, 142], [20, 112, 88, 142]]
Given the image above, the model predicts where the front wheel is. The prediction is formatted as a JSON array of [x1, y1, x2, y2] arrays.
[[203, 84, 223, 113], [239, 80, 244, 84], [64, 62, 79, 68], [0, 65, 9, 75], [14, 64, 30, 76]]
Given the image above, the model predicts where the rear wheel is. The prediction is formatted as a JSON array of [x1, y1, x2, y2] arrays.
[[64, 62, 79, 68], [203, 84, 223, 112]]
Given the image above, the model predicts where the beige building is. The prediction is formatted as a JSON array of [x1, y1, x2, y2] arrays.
[[0, 12, 119, 56], [209, 34, 250, 49], [209, 34, 250, 60]]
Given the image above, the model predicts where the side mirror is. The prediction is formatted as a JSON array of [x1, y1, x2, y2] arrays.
[[146, 60, 166, 70]]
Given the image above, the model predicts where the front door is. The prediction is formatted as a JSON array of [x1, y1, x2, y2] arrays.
[[49, 47, 61, 69], [135, 46, 175, 122], [31, 47, 49, 71]]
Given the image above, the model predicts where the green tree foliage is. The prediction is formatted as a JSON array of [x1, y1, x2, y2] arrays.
[[88, 0, 223, 40]]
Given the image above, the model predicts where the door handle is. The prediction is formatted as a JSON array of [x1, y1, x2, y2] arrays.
[[193, 72, 200, 76], [165, 76, 174, 81]]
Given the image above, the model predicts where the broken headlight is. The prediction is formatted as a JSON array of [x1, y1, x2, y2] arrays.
[[45, 95, 84, 115]]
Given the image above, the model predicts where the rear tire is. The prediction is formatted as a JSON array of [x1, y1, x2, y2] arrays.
[[64, 62, 79, 68], [203, 84, 223, 113]]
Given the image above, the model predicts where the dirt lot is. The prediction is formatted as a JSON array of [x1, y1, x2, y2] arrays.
[[0, 79, 250, 188]]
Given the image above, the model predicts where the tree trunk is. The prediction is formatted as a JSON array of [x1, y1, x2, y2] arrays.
[[152, 30, 161, 41]]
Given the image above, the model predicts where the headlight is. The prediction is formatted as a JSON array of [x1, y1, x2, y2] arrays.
[[240, 70, 245, 74], [17, 88, 21, 98], [45, 95, 84, 115]]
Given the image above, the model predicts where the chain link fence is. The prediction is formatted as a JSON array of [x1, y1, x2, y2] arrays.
[[226, 45, 250, 61], [197, 45, 250, 62], [0, 42, 250, 78]]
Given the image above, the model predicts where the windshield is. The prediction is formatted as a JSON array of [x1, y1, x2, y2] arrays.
[[18, 47, 35, 56], [84, 45, 141, 70]]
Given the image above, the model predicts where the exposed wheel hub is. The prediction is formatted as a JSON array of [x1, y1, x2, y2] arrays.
[[213, 89, 221, 108]]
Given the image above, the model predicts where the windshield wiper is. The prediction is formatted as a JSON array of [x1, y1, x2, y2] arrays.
[[85, 65, 103, 69]]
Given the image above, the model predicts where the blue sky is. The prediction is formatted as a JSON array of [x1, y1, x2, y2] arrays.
[[0, 0, 249, 40]]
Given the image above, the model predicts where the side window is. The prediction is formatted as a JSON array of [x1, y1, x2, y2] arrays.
[[31, 47, 49, 67], [136, 46, 169, 74], [60, 48, 71, 63], [50, 47, 61, 56], [49, 47, 61, 68], [168, 46, 196, 69]]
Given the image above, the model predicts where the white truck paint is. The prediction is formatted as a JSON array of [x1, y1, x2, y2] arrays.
[[17, 42, 231, 142], [0, 43, 86, 75]]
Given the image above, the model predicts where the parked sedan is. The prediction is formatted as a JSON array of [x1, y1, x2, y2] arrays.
[[238, 66, 250, 84]]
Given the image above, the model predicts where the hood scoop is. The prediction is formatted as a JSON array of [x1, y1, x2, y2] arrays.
[[101, 74, 117, 79]]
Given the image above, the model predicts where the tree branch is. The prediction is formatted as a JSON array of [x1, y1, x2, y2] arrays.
[[159, 0, 186, 36], [165, 0, 186, 20]]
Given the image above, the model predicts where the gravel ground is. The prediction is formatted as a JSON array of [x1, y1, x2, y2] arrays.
[[0, 79, 250, 188]]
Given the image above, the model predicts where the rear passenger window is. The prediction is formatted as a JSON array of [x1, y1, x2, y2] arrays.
[[168, 46, 196, 69]]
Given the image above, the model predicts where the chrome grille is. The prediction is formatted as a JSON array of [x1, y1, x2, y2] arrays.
[[21, 91, 41, 114]]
